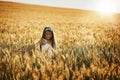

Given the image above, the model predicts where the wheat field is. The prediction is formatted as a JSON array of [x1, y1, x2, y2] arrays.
[[0, 1, 120, 80]]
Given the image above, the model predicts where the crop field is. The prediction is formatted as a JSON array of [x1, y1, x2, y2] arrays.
[[0, 1, 120, 80]]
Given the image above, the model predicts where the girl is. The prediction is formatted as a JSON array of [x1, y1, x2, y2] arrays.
[[37, 27, 56, 54], [26, 27, 57, 54]]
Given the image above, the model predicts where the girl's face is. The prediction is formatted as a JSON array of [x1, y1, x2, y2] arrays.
[[45, 31, 52, 40]]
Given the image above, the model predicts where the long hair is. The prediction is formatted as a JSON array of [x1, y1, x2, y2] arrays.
[[40, 27, 56, 50]]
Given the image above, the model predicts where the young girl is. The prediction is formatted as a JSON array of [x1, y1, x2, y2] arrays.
[[37, 27, 56, 54], [26, 27, 57, 54]]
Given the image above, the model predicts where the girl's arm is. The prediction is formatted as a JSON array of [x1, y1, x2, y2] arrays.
[[22, 38, 47, 54], [36, 38, 46, 45], [26, 44, 35, 52], [22, 44, 35, 54], [22, 39, 41, 54]]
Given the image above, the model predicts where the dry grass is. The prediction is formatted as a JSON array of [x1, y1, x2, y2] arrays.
[[0, 1, 120, 80]]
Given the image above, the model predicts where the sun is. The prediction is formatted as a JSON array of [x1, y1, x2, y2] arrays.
[[96, 0, 116, 15]]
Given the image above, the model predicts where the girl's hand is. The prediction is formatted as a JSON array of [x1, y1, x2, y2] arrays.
[[40, 38, 47, 45], [27, 44, 35, 51], [21, 44, 35, 54]]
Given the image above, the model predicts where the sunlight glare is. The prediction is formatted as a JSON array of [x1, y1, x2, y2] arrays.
[[96, 0, 116, 15]]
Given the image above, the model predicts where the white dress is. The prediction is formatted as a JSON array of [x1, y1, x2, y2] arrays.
[[41, 43, 53, 54]]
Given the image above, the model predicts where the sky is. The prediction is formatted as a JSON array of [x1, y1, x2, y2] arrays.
[[2, 0, 120, 13]]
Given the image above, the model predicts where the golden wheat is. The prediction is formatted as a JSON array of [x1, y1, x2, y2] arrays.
[[0, 1, 120, 80]]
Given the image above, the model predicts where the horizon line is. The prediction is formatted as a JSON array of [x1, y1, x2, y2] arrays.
[[1, 0, 120, 14]]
